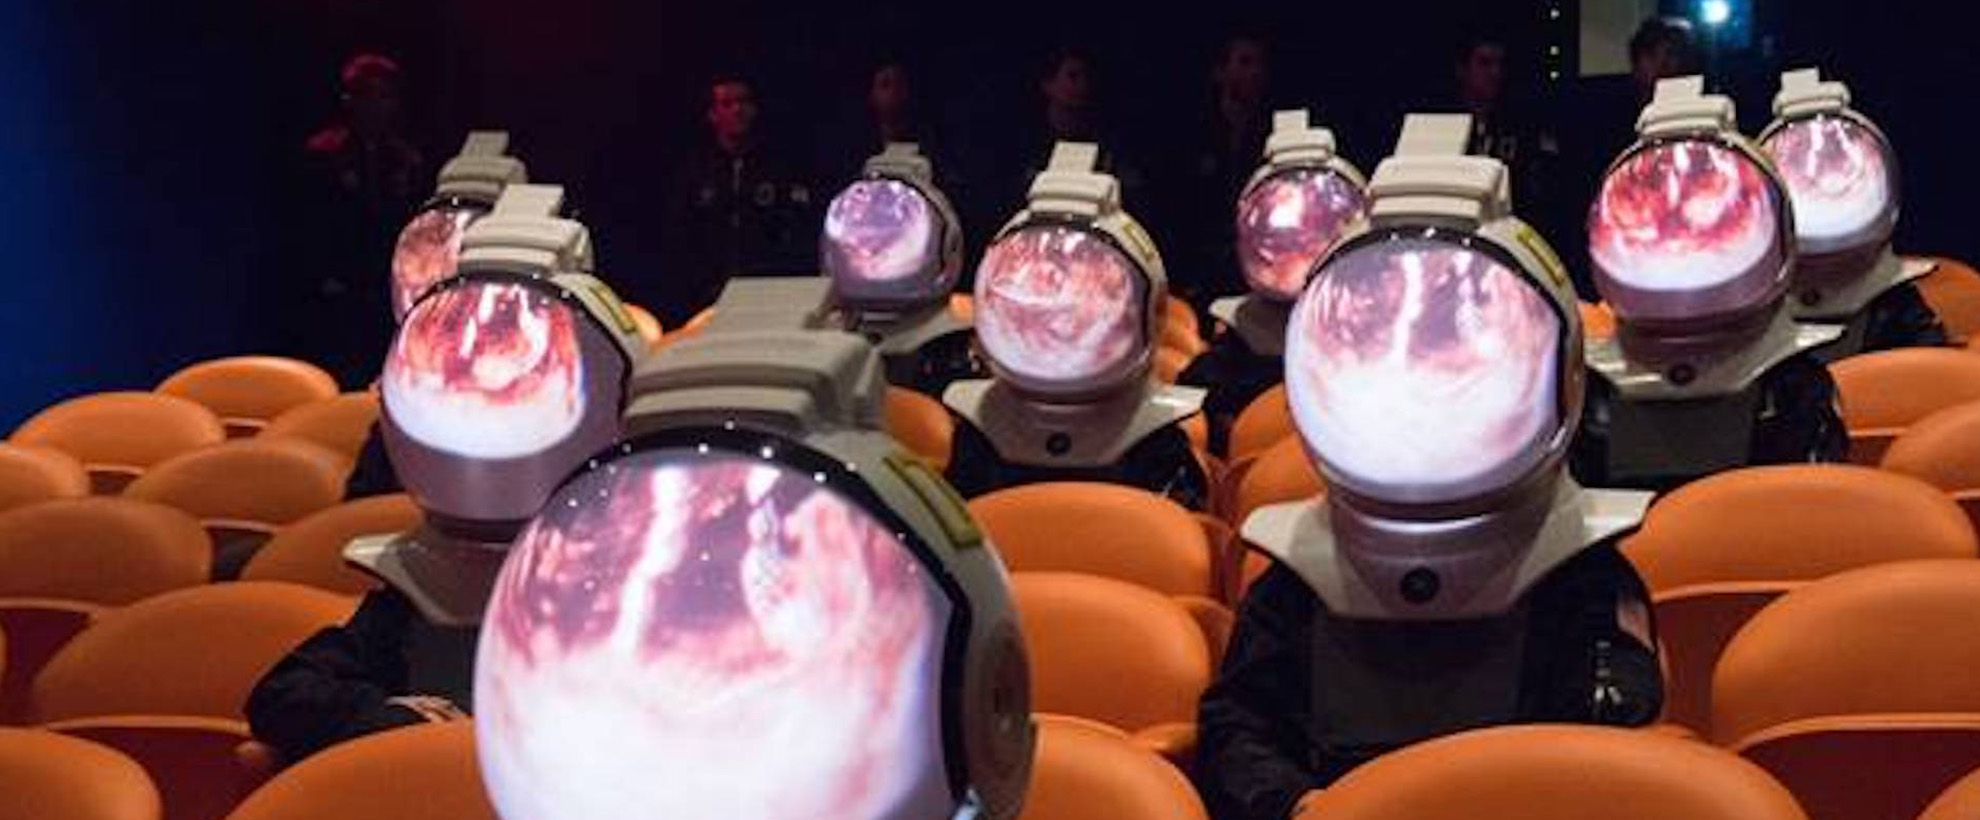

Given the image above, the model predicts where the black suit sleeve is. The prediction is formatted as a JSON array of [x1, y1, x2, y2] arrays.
[[246, 589, 425, 763], [1535, 543, 1665, 728], [1197, 564, 1320, 820]]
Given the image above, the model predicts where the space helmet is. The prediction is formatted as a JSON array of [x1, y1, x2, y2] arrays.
[[1758, 68, 1904, 315], [379, 184, 642, 539], [1234, 109, 1369, 302], [822, 143, 966, 313], [472, 310, 1033, 820], [1587, 77, 1795, 338], [390, 131, 528, 321], [973, 142, 1165, 402]]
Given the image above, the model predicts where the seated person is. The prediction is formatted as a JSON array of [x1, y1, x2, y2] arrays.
[[249, 185, 640, 762], [1572, 77, 1847, 492], [1197, 114, 1662, 820], [821, 142, 986, 397], [1761, 68, 1947, 358], [943, 142, 1211, 510], [1181, 109, 1367, 455]]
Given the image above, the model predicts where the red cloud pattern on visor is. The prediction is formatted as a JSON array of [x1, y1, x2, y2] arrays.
[[1589, 142, 1781, 306], [1286, 239, 1559, 501], [474, 453, 951, 820], [1764, 116, 1893, 248], [1236, 169, 1366, 301], [824, 180, 940, 286], [975, 224, 1141, 389], [382, 280, 585, 460], [391, 207, 477, 321]]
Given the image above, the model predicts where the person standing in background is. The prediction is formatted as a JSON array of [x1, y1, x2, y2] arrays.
[[661, 74, 819, 324], [1447, 34, 1576, 294], [1167, 33, 1275, 309], [288, 53, 425, 388]]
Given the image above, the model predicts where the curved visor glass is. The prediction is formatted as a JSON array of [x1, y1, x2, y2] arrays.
[[383, 280, 590, 460], [974, 224, 1143, 391], [1236, 168, 1366, 300], [391, 205, 481, 321], [1763, 115, 1896, 253], [1286, 237, 1560, 503], [1589, 140, 1786, 321], [475, 449, 955, 820], [823, 180, 944, 299]]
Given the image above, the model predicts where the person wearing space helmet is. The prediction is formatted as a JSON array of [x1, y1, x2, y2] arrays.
[[247, 184, 645, 764], [1196, 115, 1664, 820], [1570, 78, 1847, 492], [343, 131, 530, 501], [821, 143, 985, 397], [470, 281, 1034, 820], [1759, 68, 1946, 360], [1180, 110, 1368, 455], [943, 142, 1212, 511]]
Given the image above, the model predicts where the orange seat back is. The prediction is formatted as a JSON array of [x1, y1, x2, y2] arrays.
[[1580, 300, 1619, 342], [1164, 295, 1200, 341], [30, 582, 355, 722], [1228, 384, 1291, 461], [0, 727, 161, 820], [1295, 725, 1807, 820], [1018, 715, 1209, 820], [240, 495, 419, 596], [1154, 346, 1192, 384], [224, 721, 495, 820], [1915, 257, 1980, 347], [11, 393, 225, 492], [1881, 399, 1980, 529], [260, 394, 379, 461], [0, 444, 90, 513], [0, 498, 211, 605], [123, 440, 347, 534], [1160, 320, 1206, 359], [972, 482, 1215, 598], [1012, 572, 1211, 735], [882, 387, 954, 472], [1233, 435, 1324, 526], [948, 293, 975, 324], [1830, 349, 1980, 464], [1921, 766, 1980, 820], [1627, 465, 1978, 734], [621, 302, 664, 347], [1714, 561, 1980, 820], [156, 357, 340, 437]]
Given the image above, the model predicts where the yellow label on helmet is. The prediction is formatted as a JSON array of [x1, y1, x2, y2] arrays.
[[1514, 223, 1571, 293]]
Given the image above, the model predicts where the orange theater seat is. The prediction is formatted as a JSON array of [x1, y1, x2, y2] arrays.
[[0, 443, 90, 513], [1012, 572, 1211, 762], [621, 302, 665, 348], [1921, 766, 1980, 820], [1161, 319, 1207, 360], [948, 293, 975, 324], [1714, 561, 1980, 820], [882, 387, 954, 472], [972, 482, 1215, 598], [260, 393, 379, 462], [1830, 348, 1980, 464], [0, 600, 101, 726], [1880, 400, 1980, 530], [239, 494, 419, 596], [1295, 725, 1808, 820], [156, 357, 340, 438], [1165, 294, 1200, 342], [10, 392, 226, 494], [1580, 300, 1619, 342], [1232, 434, 1324, 527], [1155, 346, 1193, 384], [223, 721, 495, 820], [1018, 714, 1210, 820], [1228, 384, 1291, 461], [0, 727, 162, 820], [1625, 465, 1978, 737], [30, 582, 356, 820], [123, 439, 349, 579], [1915, 257, 1980, 347]]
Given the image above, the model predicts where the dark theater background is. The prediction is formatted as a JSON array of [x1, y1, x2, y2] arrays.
[[4, 0, 1974, 425]]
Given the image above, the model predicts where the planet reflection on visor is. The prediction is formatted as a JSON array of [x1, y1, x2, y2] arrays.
[[474, 452, 952, 820], [1236, 169, 1366, 300], [1589, 141, 1781, 311], [382, 280, 586, 460], [824, 180, 941, 288], [1286, 239, 1559, 500], [1763, 116, 1894, 248], [975, 224, 1142, 388], [391, 207, 479, 321]]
